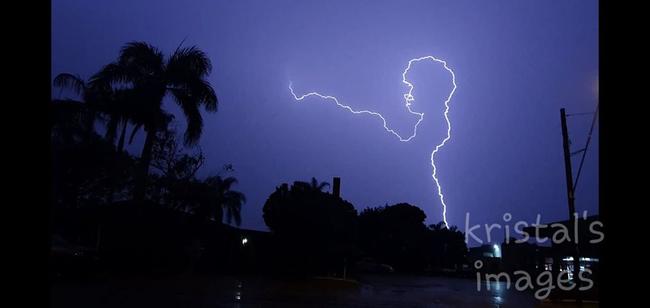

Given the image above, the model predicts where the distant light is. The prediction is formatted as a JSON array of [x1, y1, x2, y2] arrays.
[[492, 244, 501, 258], [562, 256, 599, 262], [241, 237, 248, 246]]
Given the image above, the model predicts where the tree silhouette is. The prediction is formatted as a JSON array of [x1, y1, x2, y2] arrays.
[[53, 73, 140, 153], [147, 129, 245, 225], [310, 177, 330, 192], [202, 176, 246, 226], [89, 41, 218, 201], [426, 222, 468, 271], [358, 203, 429, 271], [263, 181, 357, 274], [52, 74, 110, 142], [150, 128, 204, 182], [50, 99, 95, 145], [289, 177, 330, 193]]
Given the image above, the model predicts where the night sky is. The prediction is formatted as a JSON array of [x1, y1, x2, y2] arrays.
[[52, 0, 598, 246]]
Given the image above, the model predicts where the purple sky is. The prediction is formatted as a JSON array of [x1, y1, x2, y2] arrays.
[[52, 0, 599, 245]]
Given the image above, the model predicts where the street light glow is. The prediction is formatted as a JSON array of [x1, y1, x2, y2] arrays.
[[493, 244, 501, 258]]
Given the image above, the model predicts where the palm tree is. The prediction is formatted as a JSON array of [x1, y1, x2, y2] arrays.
[[310, 177, 330, 192], [52, 74, 107, 140], [53, 73, 133, 152], [90, 42, 218, 201], [291, 177, 330, 194], [194, 176, 246, 226], [105, 90, 137, 153]]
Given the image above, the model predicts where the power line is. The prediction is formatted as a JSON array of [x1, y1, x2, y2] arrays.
[[573, 104, 599, 192], [571, 148, 586, 156], [566, 111, 596, 117]]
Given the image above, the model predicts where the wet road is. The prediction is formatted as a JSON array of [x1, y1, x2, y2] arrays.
[[52, 274, 542, 307]]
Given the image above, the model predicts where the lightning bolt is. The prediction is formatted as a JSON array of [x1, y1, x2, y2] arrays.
[[289, 56, 457, 228]]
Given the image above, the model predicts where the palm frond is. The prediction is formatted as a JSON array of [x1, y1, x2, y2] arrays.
[[191, 78, 218, 111], [169, 88, 204, 145], [167, 45, 212, 79], [118, 41, 164, 75], [220, 177, 239, 191], [89, 63, 132, 87], [104, 116, 120, 143], [225, 190, 246, 203], [53, 73, 86, 96], [223, 191, 244, 226], [51, 99, 86, 124], [310, 177, 329, 191], [225, 204, 242, 226], [128, 123, 143, 144]]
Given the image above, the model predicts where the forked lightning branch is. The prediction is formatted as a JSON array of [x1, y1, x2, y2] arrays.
[[289, 56, 457, 227]]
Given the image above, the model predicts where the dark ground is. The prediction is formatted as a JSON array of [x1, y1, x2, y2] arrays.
[[49, 273, 592, 307]]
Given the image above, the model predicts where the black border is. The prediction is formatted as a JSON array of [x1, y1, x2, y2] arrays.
[[599, 0, 641, 305], [6, 0, 51, 302]]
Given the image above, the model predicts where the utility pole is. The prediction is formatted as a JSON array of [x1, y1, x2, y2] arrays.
[[560, 108, 581, 303]]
